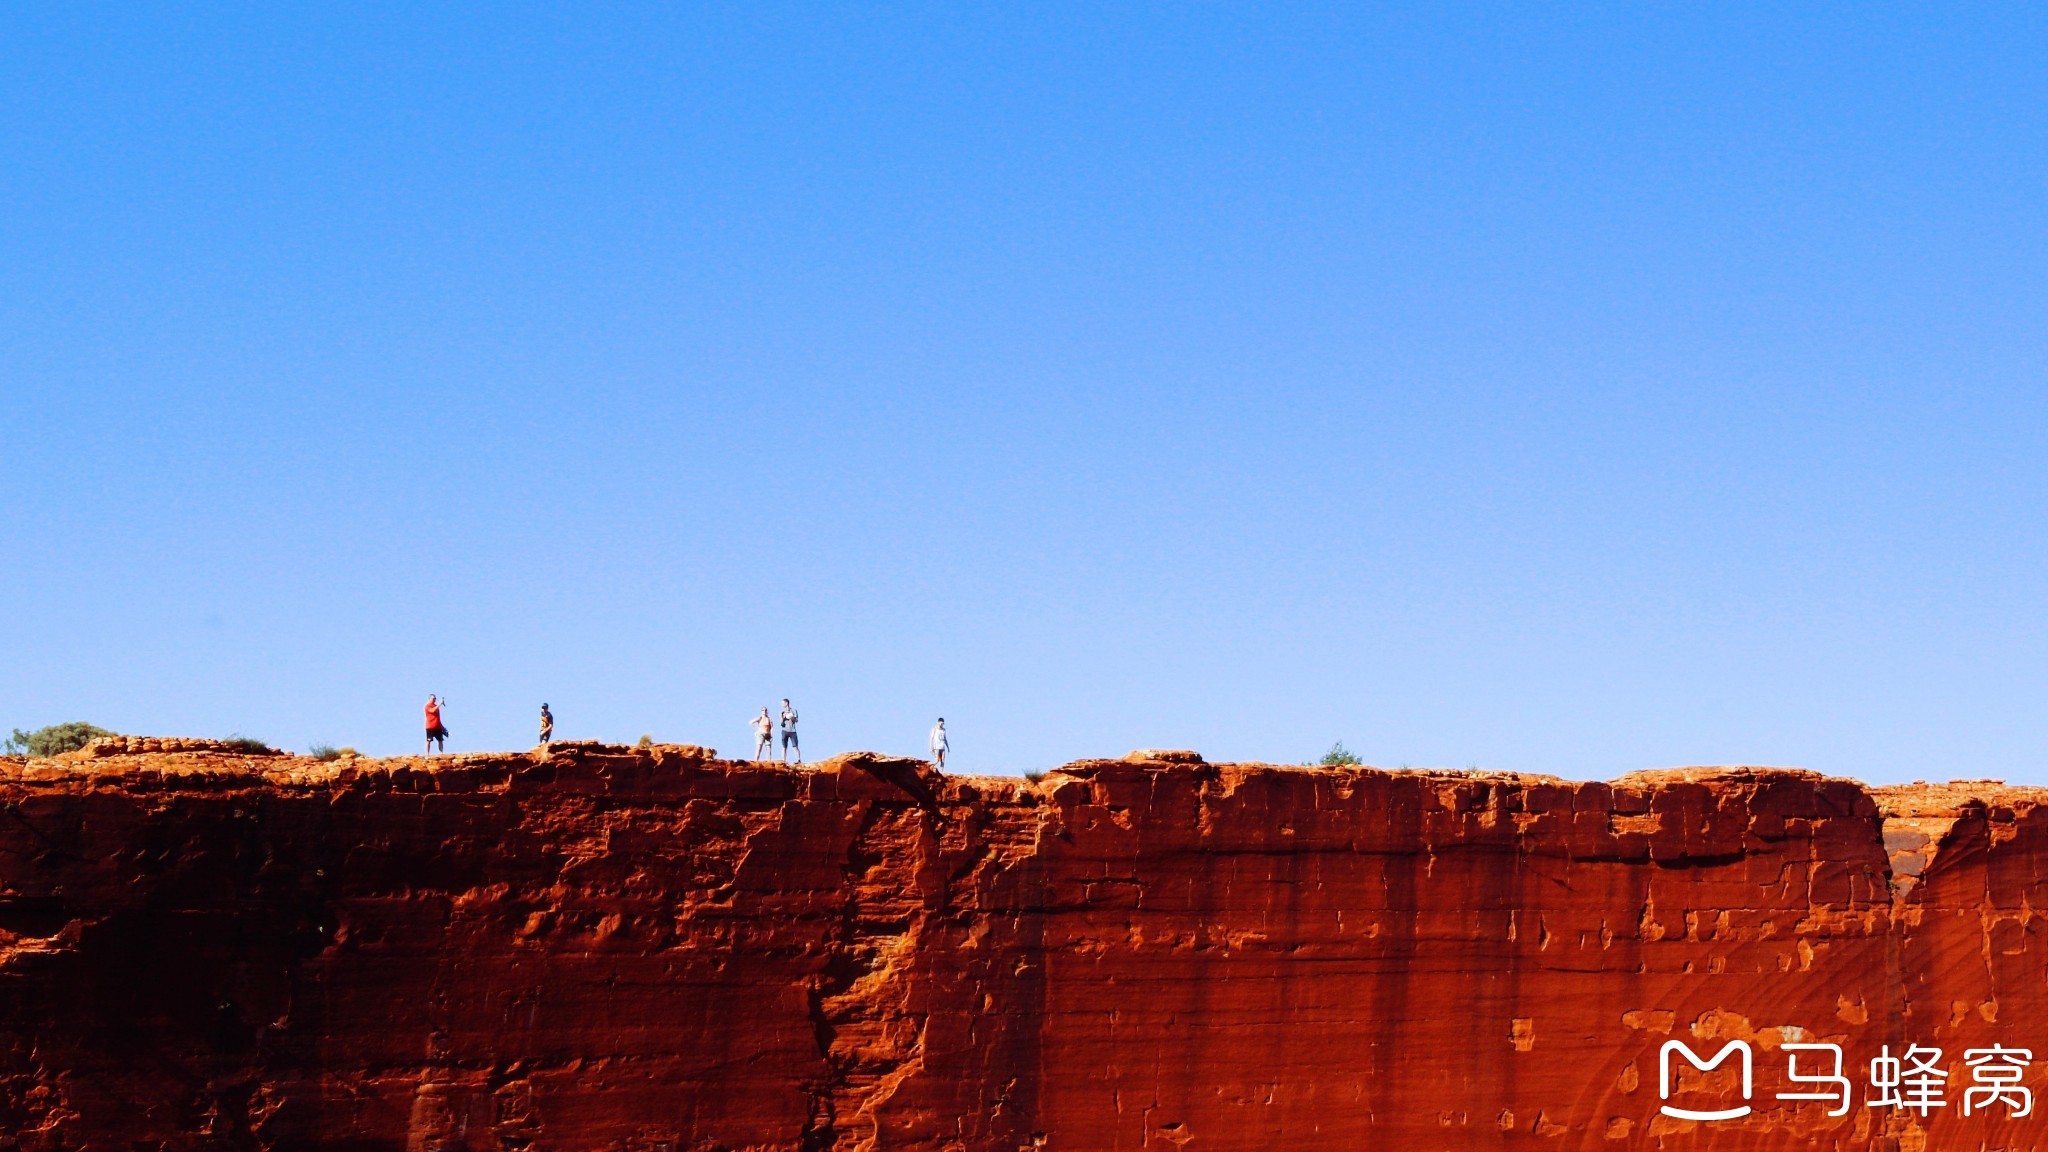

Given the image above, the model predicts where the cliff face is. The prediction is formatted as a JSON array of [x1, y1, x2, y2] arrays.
[[0, 743, 2039, 1151]]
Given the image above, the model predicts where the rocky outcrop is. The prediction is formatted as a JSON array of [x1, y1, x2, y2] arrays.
[[0, 743, 2039, 1150]]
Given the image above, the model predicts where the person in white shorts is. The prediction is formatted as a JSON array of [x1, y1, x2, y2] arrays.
[[752, 707, 774, 761], [928, 718, 949, 770]]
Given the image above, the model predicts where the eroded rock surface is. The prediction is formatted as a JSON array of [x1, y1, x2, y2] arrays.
[[0, 744, 2039, 1150]]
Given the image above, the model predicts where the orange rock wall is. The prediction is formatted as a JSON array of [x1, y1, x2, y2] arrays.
[[0, 745, 2038, 1151]]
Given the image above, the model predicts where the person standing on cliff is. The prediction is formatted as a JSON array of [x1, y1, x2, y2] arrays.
[[928, 718, 948, 770], [424, 695, 449, 753], [779, 699, 799, 763], [538, 703, 553, 746], [752, 707, 774, 761]]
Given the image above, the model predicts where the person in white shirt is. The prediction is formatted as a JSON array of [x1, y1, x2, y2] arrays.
[[928, 718, 949, 770], [752, 708, 774, 761], [779, 699, 800, 763]]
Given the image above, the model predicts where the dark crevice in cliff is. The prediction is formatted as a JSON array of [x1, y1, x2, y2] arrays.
[[1647, 851, 1751, 870], [799, 788, 951, 1152]]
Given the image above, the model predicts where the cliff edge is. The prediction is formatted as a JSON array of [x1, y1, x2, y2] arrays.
[[0, 743, 2037, 1150]]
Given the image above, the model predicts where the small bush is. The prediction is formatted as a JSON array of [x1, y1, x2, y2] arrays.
[[308, 743, 358, 762], [636, 734, 653, 749], [1023, 771, 1046, 784], [1317, 741, 1362, 767], [4, 722, 116, 758], [220, 733, 274, 755]]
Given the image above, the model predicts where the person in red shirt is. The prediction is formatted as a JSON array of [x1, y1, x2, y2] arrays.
[[424, 695, 449, 753]]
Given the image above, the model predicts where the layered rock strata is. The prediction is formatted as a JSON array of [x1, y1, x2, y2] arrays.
[[0, 742, 2036, 1151]]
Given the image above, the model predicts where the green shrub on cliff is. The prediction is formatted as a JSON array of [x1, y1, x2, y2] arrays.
[[4, 722, 116, 758], [1317, 741, 1362, 766], [218, 733, 274, 755]]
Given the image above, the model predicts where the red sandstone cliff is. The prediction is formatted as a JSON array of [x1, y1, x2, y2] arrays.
[[0, 740, 2037, 1150]]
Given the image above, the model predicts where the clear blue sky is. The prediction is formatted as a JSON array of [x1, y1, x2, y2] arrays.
[[4, 5, 2046, 780]]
